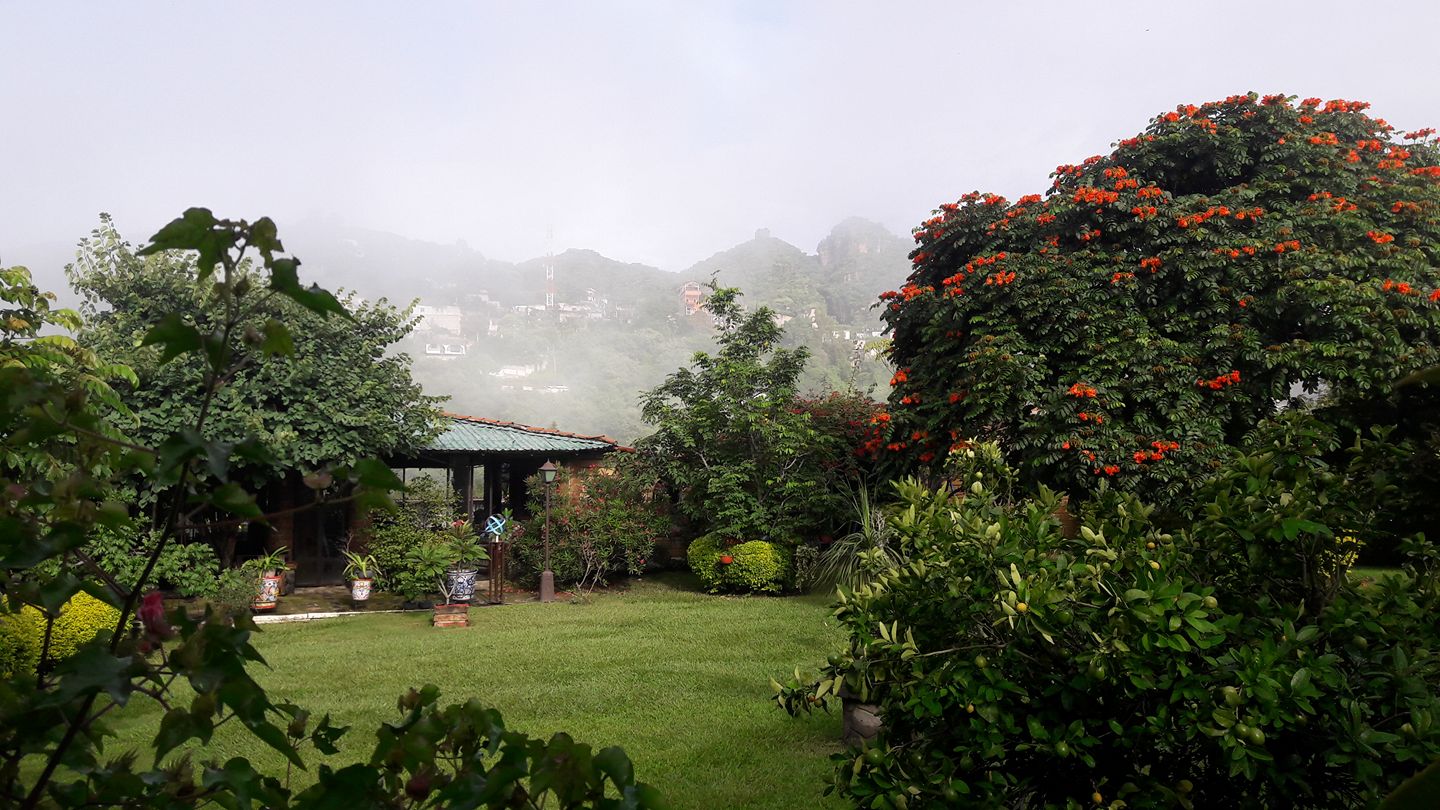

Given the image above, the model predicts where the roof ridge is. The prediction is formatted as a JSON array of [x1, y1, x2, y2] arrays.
[[440, 411, 622, 447]]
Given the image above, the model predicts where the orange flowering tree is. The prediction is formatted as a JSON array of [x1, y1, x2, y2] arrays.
[[879, 93, 1440, 513]]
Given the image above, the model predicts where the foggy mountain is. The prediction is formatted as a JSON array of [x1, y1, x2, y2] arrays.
[[22, 215, 910, 443]]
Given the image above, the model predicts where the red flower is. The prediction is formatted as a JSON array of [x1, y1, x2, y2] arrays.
[[138, 592, 173, 642], [719, 555, 734, 565]]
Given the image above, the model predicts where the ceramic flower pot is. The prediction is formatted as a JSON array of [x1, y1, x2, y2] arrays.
[[432, 603, 469, 628], [350, 577, 373, 603], [446, 568, 479, 603], [252, 573, 282, 611]]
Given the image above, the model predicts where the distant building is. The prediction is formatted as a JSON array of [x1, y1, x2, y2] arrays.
[[414, 304, 464, 335], [679, 281, 705, 315]]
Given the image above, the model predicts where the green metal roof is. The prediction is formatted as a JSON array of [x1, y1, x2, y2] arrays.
[[421, 414, 621, 455]]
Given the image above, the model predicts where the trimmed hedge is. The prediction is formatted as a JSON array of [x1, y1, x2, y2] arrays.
[[688, 534, 789, 594], [0, 592, 121, 677]]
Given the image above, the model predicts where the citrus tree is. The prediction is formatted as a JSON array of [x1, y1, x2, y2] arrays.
[[878, 93, 1440, 516]]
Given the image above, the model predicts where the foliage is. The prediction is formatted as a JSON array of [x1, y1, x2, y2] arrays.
[[688, 534, 790, 594], [637, 286, 848, 544], [812, 488, 903, 593], [366, 475, 457, 596], [777, 435, 1440, 808], [0, 593, 121, 679], [213, 564, 262, 617], [1, 211, 656, 809], [83, 527, 221, 598], [65, 214, 444, 493], [341, 551, 380, 581], [877, 93, 1440, 524], [443, 519, 489, 571], [512, 462, 666, 590]]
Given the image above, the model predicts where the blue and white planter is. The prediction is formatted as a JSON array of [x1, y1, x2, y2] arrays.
[[446, 568, 479, 603]]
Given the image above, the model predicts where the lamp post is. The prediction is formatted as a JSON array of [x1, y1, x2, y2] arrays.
[[539, 460, 557, 603]]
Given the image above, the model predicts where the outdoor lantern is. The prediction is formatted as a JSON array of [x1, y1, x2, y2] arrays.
[[539, 460, 558, 602]]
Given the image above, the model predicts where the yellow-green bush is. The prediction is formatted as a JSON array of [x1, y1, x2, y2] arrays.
[[0, 592, 121, 677], [687, 534, 789, 594]]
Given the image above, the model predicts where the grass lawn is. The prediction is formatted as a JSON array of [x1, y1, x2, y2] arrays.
[[101, 573, 847, 809]]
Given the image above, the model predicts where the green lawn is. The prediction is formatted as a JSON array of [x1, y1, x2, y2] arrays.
[[103, 574, 847, 809]]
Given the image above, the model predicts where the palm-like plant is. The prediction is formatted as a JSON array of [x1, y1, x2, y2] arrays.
[[813, 488, 902, 592]]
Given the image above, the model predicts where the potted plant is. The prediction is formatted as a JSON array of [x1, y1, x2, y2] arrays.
[[442, 520, 489, 604], [250, 546, 288, 611], [342, 550, 381, 605], [406, 539, 468, 627]]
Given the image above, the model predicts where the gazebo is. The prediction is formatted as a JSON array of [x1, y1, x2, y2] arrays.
[[271, 413, 626, 585], [386, 412, 627, 523]]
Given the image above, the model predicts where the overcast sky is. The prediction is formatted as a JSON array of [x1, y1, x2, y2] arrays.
[[3, 1, 1438, 273]]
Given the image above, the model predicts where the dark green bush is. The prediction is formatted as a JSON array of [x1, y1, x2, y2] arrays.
[[778, 431, 1440, 808], [366, 475, 457, 599], [512, 462, 666, 591], [84, 527, 221, 598]]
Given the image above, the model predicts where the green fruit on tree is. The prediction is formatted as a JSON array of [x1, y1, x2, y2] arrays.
[[974, 654, 989, 669], [865, 747, 886, 765], [1222, 686, 1242, 707], [1246, 726, 1265, 746], [1055, 741, 1072, 757], [1203, 595, 1218, 610]]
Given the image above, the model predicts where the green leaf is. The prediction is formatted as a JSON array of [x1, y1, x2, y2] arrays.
[[211, 482, 262, 518], [140, 313, 202, 366], [260, 319, 295, 356]]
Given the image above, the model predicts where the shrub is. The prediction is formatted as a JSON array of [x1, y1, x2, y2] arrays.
[[0, 592, 122, 677], [777, 436, 1440, 808], [877, 93, 1440, 524], [688, 534, 789, 594], [366, 475, 458, 597], [512, 462, 666, 591], [84, 527, 221, 598]]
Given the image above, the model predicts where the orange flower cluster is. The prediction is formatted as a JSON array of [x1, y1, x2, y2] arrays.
[[1077, 412, 1104, 424], [1322, 99, 1370, 113], [1140, 256, 1163, 272], [1036, 213, 1057, 225], [1067, 383, 1098, 398], [1111, 271, 1136, 284], [1103, 167, 1128, 179], [1299, 97, 1322, 108], [896, 284, 932, 301], [1273, 240, 1302, 254], [1300, 115, 1315, 124], [1345, 150, 1362, 164], [1405, 128, 1436, 140], [1017, 194, 1043, 205], [1378, 147, 1412, 170], [870, 411, 891, 424], [1367, 230, 1395, 244], [1177, 205, 1246, 228], [1131, 205, 1159, 219], [1079, 228, 1102, 243], [1073, 187, 1121, 206], [1136, 185, 1166, 199], [1198, 370, 1242, 390], [948, 392, 964, 404], [1393, 201, 1421, 214], [898, 393, 920, 406], [1382, 279, 1416, 295], [1411, 166, 1440, 178], [1308, 132, 1339, 146], [1262, 94, 1289, 106], [1115, 136, 1158, 150], [1134, 440, 1182, 464], [889, 369, 909, 386], [912, 251, 929, 265], [1238, 296, 1251, 308], [1161, 111, 1181, 123], [1113, 177, 1140, 191], [1356, 139, 1384, 153], [1094, 465, 1121, 476], [1431, 290, 1440, 303], [985, 270, 1017, 286], [1213, 245, 1259, 259]]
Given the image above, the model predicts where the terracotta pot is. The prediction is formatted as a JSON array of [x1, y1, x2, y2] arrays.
[[350, 577, 373, 602], [252, 573, 282, 610], [432, 603, 469, 628]]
